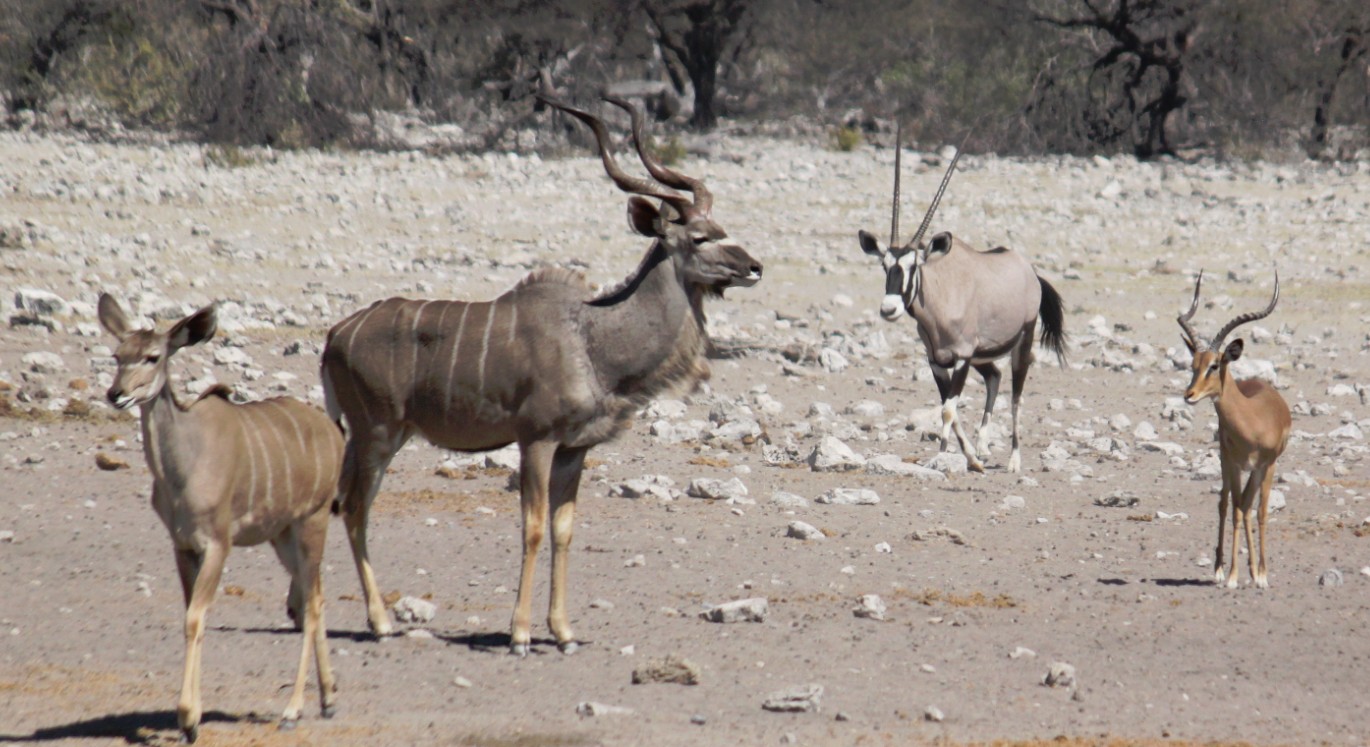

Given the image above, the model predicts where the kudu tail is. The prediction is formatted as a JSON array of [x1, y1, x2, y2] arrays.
[[1037, 275, 1068, 367], [320, 361, 350, 515]]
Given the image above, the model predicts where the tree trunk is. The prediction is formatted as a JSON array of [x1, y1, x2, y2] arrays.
[[1309, 29, 1366, 159]]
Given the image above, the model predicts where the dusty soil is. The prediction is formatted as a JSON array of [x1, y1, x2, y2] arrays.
[[2, 128, 1368, 747]]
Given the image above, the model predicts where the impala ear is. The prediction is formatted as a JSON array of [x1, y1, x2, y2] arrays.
[[858, 230, 883, 257], [627, 196, 662, 237], [1222, 338, 1244, 364], [168, 305, 218, 352]]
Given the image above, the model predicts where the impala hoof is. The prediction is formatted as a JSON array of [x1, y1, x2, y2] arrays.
[[1255, 576, 1269, 590], [558, 641, 579, 655], [510, 642, 530, 657]]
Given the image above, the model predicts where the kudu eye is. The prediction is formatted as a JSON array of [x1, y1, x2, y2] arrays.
[[146, 354, 161, 364]]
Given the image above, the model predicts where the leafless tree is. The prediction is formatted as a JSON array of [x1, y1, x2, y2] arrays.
[[642, 0, 751, 129]]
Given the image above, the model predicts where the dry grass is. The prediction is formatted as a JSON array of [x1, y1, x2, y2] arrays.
[[373, 487, 511, 517], [900, 588, 1020, 609]]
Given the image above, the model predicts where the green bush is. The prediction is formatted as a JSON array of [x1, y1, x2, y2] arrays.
[[830, 125, 862, 152]]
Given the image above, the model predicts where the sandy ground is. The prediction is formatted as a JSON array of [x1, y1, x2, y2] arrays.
[[1, 126, 1369, 747]]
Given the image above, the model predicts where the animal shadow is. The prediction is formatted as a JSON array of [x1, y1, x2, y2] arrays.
[[0, 709, 250, 744]]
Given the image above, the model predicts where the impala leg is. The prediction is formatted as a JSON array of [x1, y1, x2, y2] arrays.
[[1254, 465, 1275, 588], [972, 362, 1001, 462], [1224, 467, 1245, 589], [945, 361, 984, 472], [511, 440, 556, 657], [547, 445, 588, 654], [338, 430, 406, 637], [178, 542, 227, 744], [1214, 459, 1238, 585], [1239, 468, 1263, 588]]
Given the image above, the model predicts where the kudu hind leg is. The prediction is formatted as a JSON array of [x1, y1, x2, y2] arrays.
[[546, 446, 589, 654], [511, 440, 557, 656], [279, 516, 337, 728], [269, 536, 304, 630]]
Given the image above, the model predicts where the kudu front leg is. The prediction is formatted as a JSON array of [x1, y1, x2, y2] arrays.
[[177, 543, 227, 744], [511, 440, 556, 656], [546, 445, 589, 654]]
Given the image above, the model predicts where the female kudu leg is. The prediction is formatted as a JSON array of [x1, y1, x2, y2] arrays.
[[546, 445, 589, 654], [279, 515, 337, 728], [178, 541, 228, 744], [511, 439, 557, 656]]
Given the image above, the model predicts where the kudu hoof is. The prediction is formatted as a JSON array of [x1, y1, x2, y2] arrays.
[[558, 641, 579, 655], [510, 642, 530, 657]]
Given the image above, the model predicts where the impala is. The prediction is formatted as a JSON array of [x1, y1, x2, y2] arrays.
[[98, 293, 343, 742], [857, 131, 1066, 472], [321, 94, 762, 653], [1177, 270, 1290, 588]]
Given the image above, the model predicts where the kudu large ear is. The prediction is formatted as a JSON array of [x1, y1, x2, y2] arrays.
[[858, 230, 884, 257], [627, 196, 663, 238], [97, 293, 133, 341], [1222, 338, 1244, 364], [167, 305, 218, 352]]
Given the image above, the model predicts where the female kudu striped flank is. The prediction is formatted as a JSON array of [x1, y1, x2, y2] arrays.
[[322, 95, 761, 654]]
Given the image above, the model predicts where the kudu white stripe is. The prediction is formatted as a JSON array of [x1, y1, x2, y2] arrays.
[[98, 293, 344, 743], [322, 94, 762, 652]]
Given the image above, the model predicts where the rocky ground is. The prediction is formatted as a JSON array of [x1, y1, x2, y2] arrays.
[[1, 124, 1368, 747]]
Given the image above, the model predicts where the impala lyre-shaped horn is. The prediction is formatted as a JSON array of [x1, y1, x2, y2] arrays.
[[1210, 269, 1280, 351], [1177, 269, 1206, 351], [537, 93, 696, 220]]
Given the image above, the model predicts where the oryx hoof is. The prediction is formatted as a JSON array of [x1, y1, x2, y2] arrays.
[[510, 642, 530, 657], [558, 640, 579, 655]]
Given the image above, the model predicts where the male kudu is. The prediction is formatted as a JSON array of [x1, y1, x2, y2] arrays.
[[857, 134, 1067, 472], [321, 95, 761, 653], [99, 294, 342, 742]]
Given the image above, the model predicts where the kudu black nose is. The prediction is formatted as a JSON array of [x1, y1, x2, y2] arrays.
[[107, 387, 122, 405]]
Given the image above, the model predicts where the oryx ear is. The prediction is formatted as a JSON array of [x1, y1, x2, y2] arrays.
[[97, 293, 133, 341], [167, 305, 218, 352], [1222, 338, 1244, 364], [858, 230, 884, 257], [927, 232, 953, 256], [627, 196, 663, 238]]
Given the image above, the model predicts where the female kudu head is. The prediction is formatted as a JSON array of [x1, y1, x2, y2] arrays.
[[540, 94, 762, 297], [98, 293, 217, 409]]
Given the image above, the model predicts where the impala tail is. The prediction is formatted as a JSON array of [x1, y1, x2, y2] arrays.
[[1037, 275, 1067, 366]]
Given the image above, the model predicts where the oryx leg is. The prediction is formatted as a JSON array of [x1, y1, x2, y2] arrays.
[[546, 445, 589, 654], [338, 425, 410, 637], [972, 362, 1001, 463], [177, 541, 227, 744], [930, 363, 955, 454], [941, 361, 984, 472], [511, 439, 557, 656], [1006, 329, 1034, 473]]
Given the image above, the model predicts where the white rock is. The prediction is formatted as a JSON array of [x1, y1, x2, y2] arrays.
[[21, 351, 65, 374], [485, 444, 521, 470], [391, 596, 436, 623], [853, 594, 886, 621], [786, 521, 824, 540], [14, 288, 70, 316], [212, 346, 253, 367], [686, 477, 751, 503], [819, 348, 849, 373], [1133, 421, 1159, 441], [923, 452, 968, 474], [1009, 646, 1037, 659], [645, 399, 688, 419], [817, 488, 880, 505], [1328, 423, 1363, 441], [807, 435, 866, 471], [864, 454, 946, 480], [761, 683, 823, 713], [1319, 569, 1344, 587], [923, 705, 945, 722], [831, 293, 854, 308], [770, 490, 809, 507], [576, 701, 635, 717], [1139, 441, 1185, 456], [699, 597, 768, 623], [1043, 661, 1076, 688], [846, 399, 885, 418], [1001, 495, 1027, 510]]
